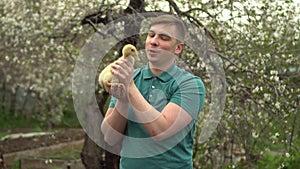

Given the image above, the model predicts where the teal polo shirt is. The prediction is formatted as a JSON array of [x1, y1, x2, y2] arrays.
[[109, 62, 205, 169]]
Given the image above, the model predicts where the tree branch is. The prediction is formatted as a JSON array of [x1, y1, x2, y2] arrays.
[[183, 7, 215, 18], [165, 0, 216, 40], [81, 10, 108, 25], [124, 0, 145, 13], [84, 19, 106, 37]]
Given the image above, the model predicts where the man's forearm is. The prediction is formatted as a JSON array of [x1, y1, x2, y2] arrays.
[[101, 101, 129, 145], [128, 82, 170, 137], [128, 82, 162, 121], [127, 82, 192, 141]]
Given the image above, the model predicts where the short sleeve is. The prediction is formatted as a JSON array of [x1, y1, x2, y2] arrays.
[[170, 76, 205, 120]]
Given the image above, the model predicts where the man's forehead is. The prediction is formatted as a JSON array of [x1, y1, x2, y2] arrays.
[[149, 24, 180, 38]]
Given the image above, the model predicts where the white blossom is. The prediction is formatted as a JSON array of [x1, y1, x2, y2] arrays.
[[252, 86, 260, 93], [252, 131, 259, 138], [264, 93, 271, 101], [275, 102, 281, 109]]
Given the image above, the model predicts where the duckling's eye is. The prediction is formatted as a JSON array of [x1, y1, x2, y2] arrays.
[[131, 49, 135, 52]]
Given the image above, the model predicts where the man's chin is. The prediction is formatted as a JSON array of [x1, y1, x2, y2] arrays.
[[147, 55, 158, 62]]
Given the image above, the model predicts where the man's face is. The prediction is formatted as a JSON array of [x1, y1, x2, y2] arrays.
[[145, 24, 183, 67]]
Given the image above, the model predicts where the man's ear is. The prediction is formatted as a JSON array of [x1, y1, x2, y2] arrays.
[[174, 43, 184, 55]]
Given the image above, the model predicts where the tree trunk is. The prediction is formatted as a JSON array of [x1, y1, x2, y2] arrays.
[[0, 151, 4, 169], [80, 0, 145, 168], [10, 86, 18, 116], [81, 91, 121, 169], [81, 133, 120, 169], [105, 151, 120, 169], [81, 134, 105, 169]]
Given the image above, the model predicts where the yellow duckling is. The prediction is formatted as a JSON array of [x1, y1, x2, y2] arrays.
[[98, 44, 139, 92]]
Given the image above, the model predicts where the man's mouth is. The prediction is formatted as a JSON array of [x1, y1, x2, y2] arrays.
[[147, 49, 160, 55]]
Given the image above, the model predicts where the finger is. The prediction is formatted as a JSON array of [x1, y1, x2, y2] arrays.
[[123, 59, 133, 67], [116, 59, 133, 69], [116, 67, 129, 77], [111, 66, 123, 76], [112, 66, 130, 79], [111, 64, 127, 76], [118, 59, 133, 70], [114, 59, 134, 73], [114, 59, 126, 66], [111, 64, 120, 71], [111, 69, 119, 76]]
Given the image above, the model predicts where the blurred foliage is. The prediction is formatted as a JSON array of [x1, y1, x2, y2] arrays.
[[256, 145, 300, 169], [0, 108, 80, 130], [0, 0, 299, 168]]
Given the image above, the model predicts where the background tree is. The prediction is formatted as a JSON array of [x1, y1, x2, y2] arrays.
[[0, 0, 91, 127]]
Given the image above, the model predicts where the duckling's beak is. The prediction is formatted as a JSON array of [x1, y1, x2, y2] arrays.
[[133, 52, 140, 61]]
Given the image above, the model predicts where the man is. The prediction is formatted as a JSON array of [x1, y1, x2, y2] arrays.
[[101, 14, 205, 169]]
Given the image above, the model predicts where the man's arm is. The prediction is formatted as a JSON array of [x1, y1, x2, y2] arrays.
[[128, 82, 193, 141], [108, 59, 196, 141], [101, 85, 129, 146]]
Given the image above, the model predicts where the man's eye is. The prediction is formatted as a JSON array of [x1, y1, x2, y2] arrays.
[[148, 32, 155, 37], [161, 35, 171, 40]]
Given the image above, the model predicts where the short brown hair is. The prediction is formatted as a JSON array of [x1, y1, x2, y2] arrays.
[[151, 14, 186, 42]]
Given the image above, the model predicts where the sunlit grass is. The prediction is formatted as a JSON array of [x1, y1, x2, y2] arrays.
[[0, 110, 80, 130], [44, 147, 82, 159], [0, 113, 41, 129]]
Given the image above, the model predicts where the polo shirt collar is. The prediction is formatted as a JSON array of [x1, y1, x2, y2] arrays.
[[142, 62, 178, 82]]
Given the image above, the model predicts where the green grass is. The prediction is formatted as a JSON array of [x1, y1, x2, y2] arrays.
[[0, 110, 80, 129], [55, 110, 81, 128], [0, 109, 83, 168], [0, 113, 42, 129], [43, 147, 82, 159], [256, 151, 300, 169], [0, 132, 8, 138], [0, 110, 81, 139]]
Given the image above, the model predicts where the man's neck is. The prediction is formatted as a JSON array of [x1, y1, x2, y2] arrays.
[[149, 60, 175, 76]]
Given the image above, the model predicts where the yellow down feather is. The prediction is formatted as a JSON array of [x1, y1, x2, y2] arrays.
[[98, 44, 139, 92]]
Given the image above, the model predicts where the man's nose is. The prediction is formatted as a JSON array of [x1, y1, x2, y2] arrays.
[[150, 36, 159, 46]]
